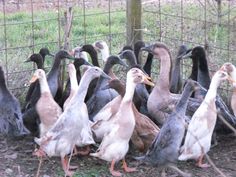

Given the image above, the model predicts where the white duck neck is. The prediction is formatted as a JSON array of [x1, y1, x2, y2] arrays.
[[204, 74, 221, 102], [231, 68, 236, 87], [101, 47, 109, 62], [123, 79, 136, 103], [75, 71, 94, 102], [69, 70, 79, 92], [39, 76, 51, 94]]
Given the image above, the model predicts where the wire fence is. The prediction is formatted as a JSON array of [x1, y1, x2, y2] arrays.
[[0, 0, 236, 105]]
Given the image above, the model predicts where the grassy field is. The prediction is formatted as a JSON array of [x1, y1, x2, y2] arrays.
[[0, 1, 235, 103]]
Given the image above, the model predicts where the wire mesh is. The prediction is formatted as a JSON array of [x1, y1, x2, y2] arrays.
[[0, 0, 235, 105]]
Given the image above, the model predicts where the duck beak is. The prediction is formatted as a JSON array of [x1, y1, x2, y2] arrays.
[[140, 45, 154, 54], [24, 58, 31, 63], [143, 76, 155, 87], [29, 75, 38, 83], [101, 72, 112, 80], [118, 58, 129, 68], [66, 54, 76, 60], [181, 49, 192, 59], [83, 60, 93, 66], [227, 76, 236, 85], [48, 53, 54, 57]]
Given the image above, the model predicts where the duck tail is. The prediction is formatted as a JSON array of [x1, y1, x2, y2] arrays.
[[90, 152, 100, 158]]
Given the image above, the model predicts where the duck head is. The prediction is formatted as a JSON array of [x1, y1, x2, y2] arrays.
[[86, 66, 111, 80], [30, 69, 46, 83], [182, 46, 206, 60], [55, 50, 75, 60], [25, 53, 43, 63], [106, 55, 129, 68], [39, 47, 54, 57], [128, 68, 154, 87], [118, 50, 137, 66], [220, 63, 236, 86], [93, 40, 109, 62], [141, 42, 171, 59], [73, 58, 92, 69]]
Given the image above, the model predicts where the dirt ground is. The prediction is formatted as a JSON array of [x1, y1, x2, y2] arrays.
[[0, 133, 236, 177]]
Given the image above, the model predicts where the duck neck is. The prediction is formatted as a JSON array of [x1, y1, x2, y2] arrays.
[[36, 59, 44, 69], [76, 68, 81, 84], [39, 76, 51, 94], [76, 72, 95, 101], [175, 83, 194, 113], [143, 53, 153, 76], [69, 71, 79, 91], [198, 56, 211, 89], [103, 61, 114, 74], [190, 58, 198, 81], [123, 80, 136, 103], [125, 52, 137, 66], [86, 46, 99, 67], [101, 48, 109, 62], [0, 70, 8, 96], [157, 52, 171, 90], [231, 69, 236, 88], [170, 57, 181, 92], [204, 75, 221, 102], [50, 56, 62, 74]]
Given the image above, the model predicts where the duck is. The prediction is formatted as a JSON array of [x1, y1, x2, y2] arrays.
[[34, 66, 108, 176], [23, 50, 74, 134], [183, 48, 236, 130], [63, 63, 80, 110], [90, 68, 155, 176], [136, 80, 198, 177], [39, 47, 54, 65], [220, 63, 236, 116], [0, 65, 29, 136], [142, 42, 236, 127], [133, 40, 145, 64], [170, 44, 189, 93], [30, 69, 62, 137], [60, 58, 92, 108], [86, 55, 128, 121], [118, 49, 149, 114], [178, 70, 234, 167], [80, 44, 100, 67], [93, 78, 159, 152], [93, 40, 110, 63], [70, 46, 89, 61], [182, 46, 211, 98], [22, 53, 45, 112]]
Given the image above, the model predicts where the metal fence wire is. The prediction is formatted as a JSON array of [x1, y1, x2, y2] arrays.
[[0, 0, 235, 105]]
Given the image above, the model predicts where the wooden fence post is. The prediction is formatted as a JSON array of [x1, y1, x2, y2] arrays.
[[126, 0, 142, 47]]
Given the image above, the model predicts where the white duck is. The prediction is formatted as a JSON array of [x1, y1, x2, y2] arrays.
[[93, 40, 110, 63], [70, 46, 89, 61], [220, 63, 236, 116], [90, 68, 154, 177], [63, 63, 79, 110], [34, 66, 109, 176], [30, 69, 62, 137], [178, 70, 234, 168]]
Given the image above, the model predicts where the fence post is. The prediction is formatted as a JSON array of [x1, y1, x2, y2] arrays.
[[126, 0, 142, 47]]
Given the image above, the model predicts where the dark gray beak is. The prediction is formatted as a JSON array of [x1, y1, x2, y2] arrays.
[[140, 45, 154, 54], [118, 58, 129, 68], [48, 53, 54, 57], [24, 58, 31, 63], [181, 49, 193, 59], [101, 71, 112, 80]]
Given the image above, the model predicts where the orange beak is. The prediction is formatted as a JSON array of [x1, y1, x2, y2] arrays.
[[143, 75, 155, 87], [29, 75, 38, 83]]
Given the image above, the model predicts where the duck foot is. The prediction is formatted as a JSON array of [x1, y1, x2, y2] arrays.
[[109, 159, 122, 177], [196, 155, 210, 168], [61, 156, 76, 177], [122, 159, 136, 173], [33, 148, 46, 157]]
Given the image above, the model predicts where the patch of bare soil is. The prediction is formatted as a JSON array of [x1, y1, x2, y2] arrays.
[[0, 133, 236, 177]]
